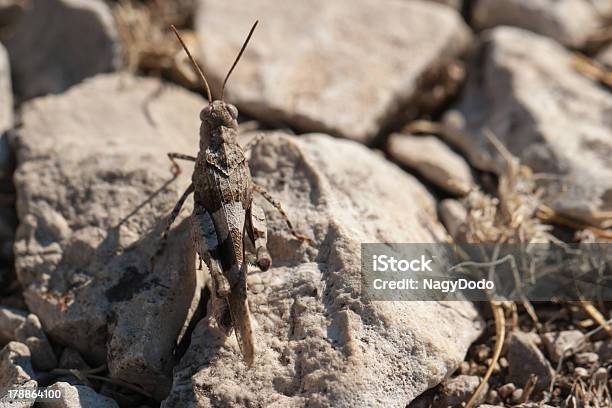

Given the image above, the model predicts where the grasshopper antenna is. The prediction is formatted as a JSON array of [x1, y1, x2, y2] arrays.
[[221, 20, 259, 101], [170, 25, 213, 104]]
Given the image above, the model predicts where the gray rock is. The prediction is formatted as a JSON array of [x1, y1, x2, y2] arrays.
[[14, 313, 58, 371], [40, 382, 119, 408], [593, 340, 612, 363], [0, 42, 11, 134], [541, 330, 585, 363], [163, 132, 483, 407], [497, 382, 516, 400], [506, 331, 554, 392], [1, 0, 120, 100], [0, 0, 26, 29], [443, 27, 612, 228], [574, 351, 598, 365], [433, 375, 486, 408], [196, 0, 471, 143], [0, 342, 37, 408], [388, 134, 474, 195], [1, 302, 56, 374], [0, 305, 26, 344], [12, 74, 206, 393], [596, 44, 612, 70], [58, 348, 89, 370], [472, 0, 611, 47]]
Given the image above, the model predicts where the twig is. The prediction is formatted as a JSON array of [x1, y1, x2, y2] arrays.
[[520, 374, 539, 403], [578, 301, 612, 338], [465, 301, 506, 408]]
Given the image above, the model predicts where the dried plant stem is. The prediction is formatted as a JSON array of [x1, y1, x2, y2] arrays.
[[578, 301, 612, 338], [466, 301, 506, 408], [573, 53, 612, 87]]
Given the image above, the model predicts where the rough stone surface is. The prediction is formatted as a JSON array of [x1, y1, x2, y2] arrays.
[[0, 0, 26, 29], [427, 0, 462, 10], [388, 133, 474, 195], [196, 0, 471, 143], [443, 27, 612, 227], [58, 347, 90, 370], [13, 313, 58, 371], [40, 382, 119, 408], [0, 42, 11, 134], [162, 132, 483, 407], [432, 375, 486, 408], [541, 330, 585, 363], [506, 331, 554, 392], [1, 0, 120, 100], [12, 74, 205, 393], [0, 342, 37, 407], [0, 305, 26, 344], [593, 340, 612, 364], [472, 0, 611, 47]]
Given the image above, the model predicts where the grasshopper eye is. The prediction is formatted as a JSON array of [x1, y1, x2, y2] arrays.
[[200, 106, 213, 121], [227, 104, 238, 120]]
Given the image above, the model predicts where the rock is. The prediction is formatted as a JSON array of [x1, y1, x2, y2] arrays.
[[574, 366, 589, 378], [196, 0, 471, 143], [428, 0, 462, 10], [1, 308, 56, 372], [163, 132, 483, 407], [388, 134, 474, 195], [0, 0, 26, 29], [506, 331, 554, 392], [510, 388, 523, 405], [40, 382, 119, 408], [596, 44, 612, 70], [14, 313, 58, 371], [574, 351, 598, 365], [439, 199, 467, 239], [471, 0, 611, 48], [497, 382, 515, 400], [443, 27, 612, 228], [0, 341, 37, 407], [593, 340, 612, 363], [432, 375, 485, 408], [12, 74, 206, 393], [58, 347, 89, 370], [56, 348, 92, 386], [1, 0, 120, 100], [0, 42, 11, 134], [0, 305, 26, 344], [485, 389, 501, 405], [541, 330, 585, 363]]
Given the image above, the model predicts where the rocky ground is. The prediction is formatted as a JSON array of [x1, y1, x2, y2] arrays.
[[0, 0, 611, 407]]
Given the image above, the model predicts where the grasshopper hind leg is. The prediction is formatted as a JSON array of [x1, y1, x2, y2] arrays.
[[191, 205, 231, 298]]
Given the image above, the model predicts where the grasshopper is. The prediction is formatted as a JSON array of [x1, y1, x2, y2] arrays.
[[155, 21, 309, 366]]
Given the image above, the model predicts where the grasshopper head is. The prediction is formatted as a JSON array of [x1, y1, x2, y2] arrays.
[[200, 100, 239, 130]]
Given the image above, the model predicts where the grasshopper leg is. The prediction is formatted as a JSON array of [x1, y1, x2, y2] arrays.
[[167, 152, 197, 176], [154, 183, 194, 258], [252, 183, 312, 243], [192, 204, 231, 298], [247, 203, 271, 271]]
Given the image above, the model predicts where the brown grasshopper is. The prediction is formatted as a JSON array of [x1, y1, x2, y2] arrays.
[[155, 21, 309, 366]]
